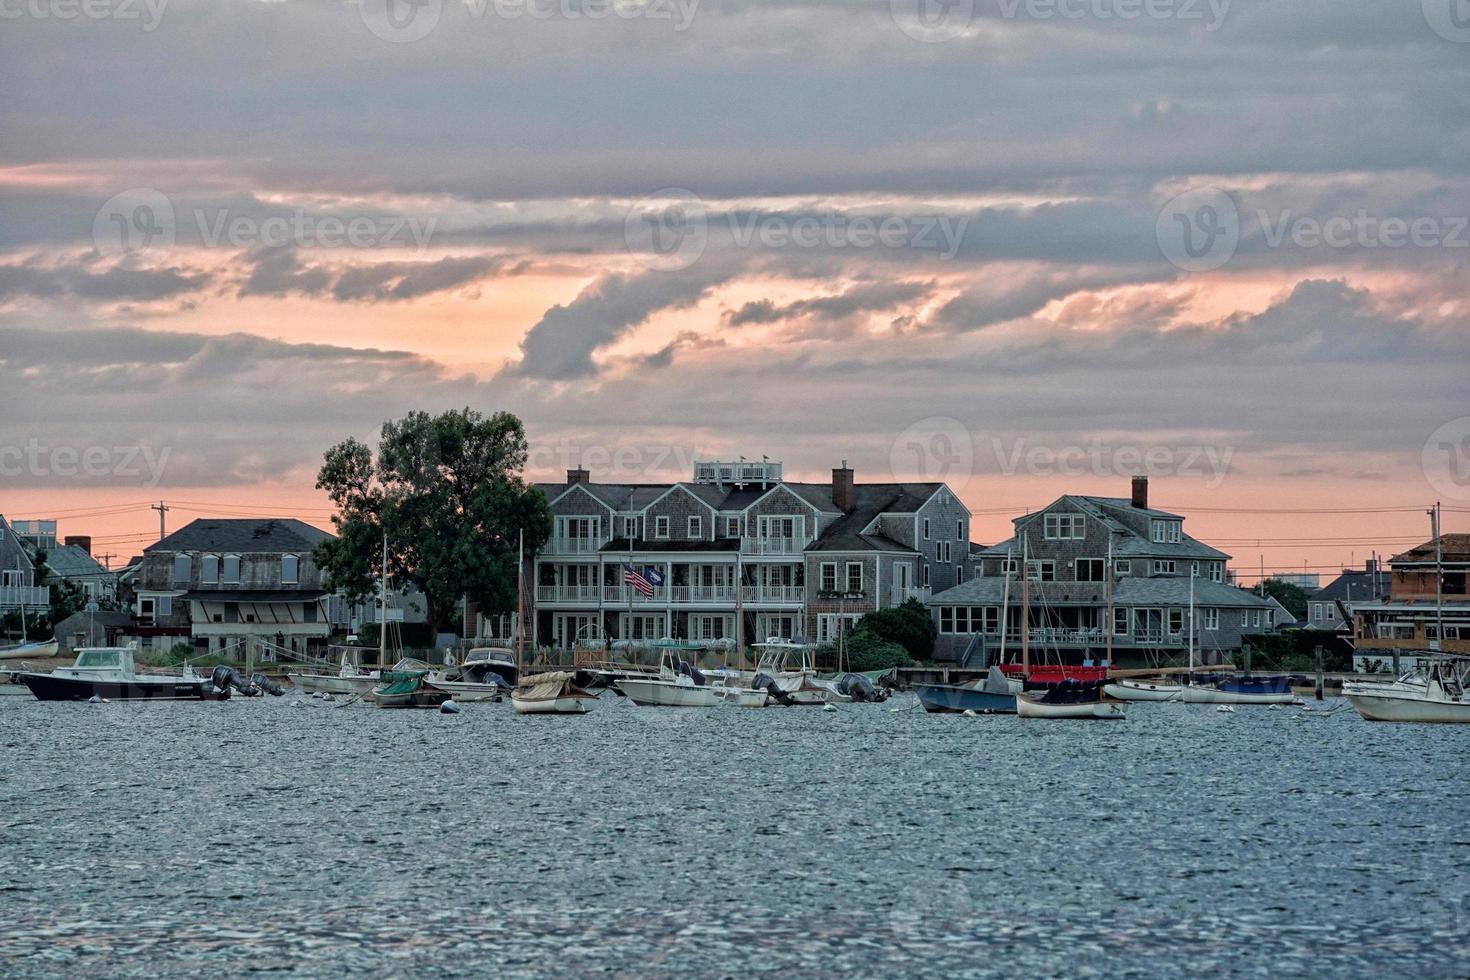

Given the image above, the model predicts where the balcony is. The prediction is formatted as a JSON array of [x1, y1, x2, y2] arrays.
[[741, 537, 803, 555], [544, 537, 608, 555], [0, 585, 50, 610], [535, 584, 807, 606]]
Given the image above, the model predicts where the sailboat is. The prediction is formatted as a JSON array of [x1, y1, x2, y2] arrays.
[[0, 585, 58, 660], [1105, 570, 1291, 705], [289, 649, 381, 695], [914, 546, 1020, 713], [511, 530, 596, 715], [367, 530, 447, 709], [1344, 504, 1470, 724], [1017, 536, 1125, 719]]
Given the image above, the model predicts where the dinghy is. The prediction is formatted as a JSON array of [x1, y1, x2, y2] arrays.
[[511, 671, 597, 714], [1016, 681, 1125, 720], [0, 638, 58, 661]]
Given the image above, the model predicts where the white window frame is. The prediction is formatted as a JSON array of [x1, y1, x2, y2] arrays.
[[1076, 558, 1106, 582], [1203, 609, 1220, 630], [820, 562, 837, 592], [922, 518, 931, 540], [281, 554, 299, 586], [1001, 557, 1020, 575], [1045, 513, 1085, 540], [654, 515, 670, 539], [726, 517, 740, 538], [1210, 563, 1223, 583], [845, 561, 863, 594], [1028, 560, 1056, 582], [1152, 560, 1177, 575], [687, 516, 702, 539], [921, 563, 930, 588]]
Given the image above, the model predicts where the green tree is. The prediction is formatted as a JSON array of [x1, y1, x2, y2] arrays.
[[1258, 578, 1311, 620], [854, 598, 937, 663], [313, 408, 553, 633]]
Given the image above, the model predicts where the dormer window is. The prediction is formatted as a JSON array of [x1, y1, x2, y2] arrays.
[[1044, 513, 1085, 540], [172, 554, 192, 585], [201, 555, 219, 585], [1151, 519, 1182, 544], [222, 555, 241, 585], [281, 554, 299, 586]]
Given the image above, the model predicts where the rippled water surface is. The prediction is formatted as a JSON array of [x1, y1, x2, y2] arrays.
[[1, 693, 1467, 977]]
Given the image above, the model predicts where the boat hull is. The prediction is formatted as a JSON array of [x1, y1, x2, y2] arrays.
[[425, 680, 505, 703], [1104, 680, 1184, 702], [511, 693, 592, 714], [913, 683, 1016, 714], [20, 672, 219, 701], [616, 678, 722, 707], [1179, 686, 1294, 705], [0, 640, 59, 661], [1346, 690, 1470, 724], [290, 673, 379, 696], [1017, 696, 1125, 719]]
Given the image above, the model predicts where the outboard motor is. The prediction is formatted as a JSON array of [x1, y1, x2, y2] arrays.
[[210, 664, 260, 697], [752, 671, 795, 707], [837, 672, 882, 702], [250, 672, 286, 696]]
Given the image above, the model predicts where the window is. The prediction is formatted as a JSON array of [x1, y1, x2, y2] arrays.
[[1168, 608, 1184, 635], [981, 606, 1000, 633], [139, 597, 155, 623], [1203, 609, 1220, 630], [624, 516, 638, 538], [222, 555, 241, 585], [1028, 560, 1056, 582], [846, 562, 863, 594], [956, 520, 965, 540], [1114, 607, 1129, 635], [1001, 557, 1019, 575], [923, 518, 931, 540], [921, 563, 930, 588], [0, 570, 21, 587], [281, 554, 299, 586], [937, 541, 952, 563], [1210, 563, 1223, 583], [940, 607, 954, 633], [956, 565, 964, 584], [1076, 558, 1106, 582], [1115, 559, 1131, 577], [687, 516, 702, 539], [654, 516, 670, 539], [1044, 513, 1085, 539], [303, 602, 317, 623], [1152, 560, 1177, 575], [201, 555, 219, 585], [820, 563, 837, 592], [1151, 519, 1167, 542], [726, 517, 740, 538], [1325, 606, 1336, 621], [172, 554, 192, 585]]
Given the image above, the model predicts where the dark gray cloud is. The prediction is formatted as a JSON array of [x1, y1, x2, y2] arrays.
[[725, 280, 934, 327], [237, 248, 512, 302], [0, 259, 210, 302]]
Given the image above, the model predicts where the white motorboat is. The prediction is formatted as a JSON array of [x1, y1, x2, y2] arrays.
[[511, 671, 597, 714], [1344, 659, 1470, 724], [289, 651, 381, 696], [752, 640, 850, 706], [616, 650, 722, 707], [426, 648, 516, 702], [1017, 694, 1127, 719]]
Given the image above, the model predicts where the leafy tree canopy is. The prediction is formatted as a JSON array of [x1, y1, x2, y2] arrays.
[[312, 408, 552, 632], [1258, 578, 1311, 620], [855, 598, 937, 663]]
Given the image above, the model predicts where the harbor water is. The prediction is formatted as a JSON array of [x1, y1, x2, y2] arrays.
[[1, 695, 1466, 977]]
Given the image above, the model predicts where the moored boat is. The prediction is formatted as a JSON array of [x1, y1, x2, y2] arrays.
[[289, 651, 381, 696], [0, 638, 58, 661], [915, 666, 1019, 714], [511, 671, 597, 714], [1344, 659, 1470, 724], [616, 652, 722, 707], [426, 648, 516, 702], [16, 646, 226, 701], [1016, 681, 1125, 720], [371, 669, 450, 709]]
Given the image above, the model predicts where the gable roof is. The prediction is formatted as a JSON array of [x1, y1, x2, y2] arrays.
[[145, 518, 333, 554], [1314, 568, 1392, 602], [42, 544, 107, 579], [981, 494, 1227, 560]]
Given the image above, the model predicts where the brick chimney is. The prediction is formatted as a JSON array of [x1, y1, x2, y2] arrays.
[[64, 534, 92, 555], [567, 467, 590, 486], [1130, 475, 1149, 510], [832, 460, 855, 512]]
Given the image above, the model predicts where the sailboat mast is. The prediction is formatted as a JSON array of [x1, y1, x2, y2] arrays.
[[1432, 502, 1444, 652], [735, 550, 745, 670], [997, 547, 1012, 665], [1021, 532, 1030, 677], [516, 529, 525, 676], [1105, 536, 1113, 678], [1188, 568, 1195, 676], [379, 528, 388, 671]]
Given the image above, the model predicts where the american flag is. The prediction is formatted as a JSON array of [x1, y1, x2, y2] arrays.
[[623, 563, 660, 598]]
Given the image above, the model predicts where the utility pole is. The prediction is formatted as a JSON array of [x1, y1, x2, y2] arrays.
[[151, 501, 170, 542], [99, 553, 116, 571]]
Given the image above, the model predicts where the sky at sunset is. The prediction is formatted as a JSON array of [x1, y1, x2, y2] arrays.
[[3, 0, 1469, 577]]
